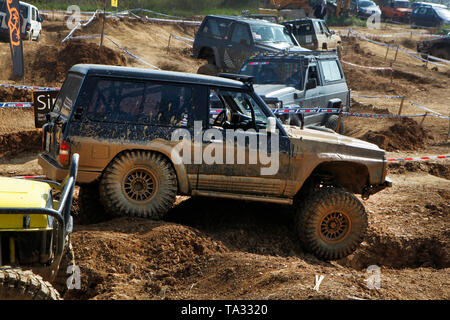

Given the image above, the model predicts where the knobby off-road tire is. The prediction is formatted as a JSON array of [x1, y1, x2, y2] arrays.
[[296, 188, 368, 261], [0, 268, 61, 300], [53, 239, 75, 297], [100, 151, 177, 219], [197, 63, 219, 76], [78, 182, 110, 224], [325, 115, 345, 134]]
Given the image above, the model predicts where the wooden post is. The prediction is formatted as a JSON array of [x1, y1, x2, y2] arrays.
[[397, 96, 405, 115], [410, 31, 412, 39], [336, 104, 344, 133], [100, 0, 107, 47], [393, 45, 399, 64], [167, 34, 172, 52], [420, 112, 428, 128], [424, 54, 429, 68], [390, 66, 394, 84], [384, 45, 390, 62]]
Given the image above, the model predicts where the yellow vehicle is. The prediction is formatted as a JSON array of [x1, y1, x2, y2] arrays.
[[0, 154, 79, 300]]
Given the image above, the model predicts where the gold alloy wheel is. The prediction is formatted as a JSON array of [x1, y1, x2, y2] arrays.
[[319, 211, 351, 244], [122, 167, 157, 203]]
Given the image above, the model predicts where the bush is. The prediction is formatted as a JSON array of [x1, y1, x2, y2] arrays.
[[326, 15, 366, 27]]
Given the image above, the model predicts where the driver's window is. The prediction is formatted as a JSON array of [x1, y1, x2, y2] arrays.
[[208, 89, 268, 130], [231, 24, 251, 45], [306, 66, 320, 89]]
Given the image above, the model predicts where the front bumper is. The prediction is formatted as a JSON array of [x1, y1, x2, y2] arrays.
[[362, 177, 392, 199]]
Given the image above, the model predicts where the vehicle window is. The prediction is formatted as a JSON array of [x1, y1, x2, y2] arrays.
[[360, 1, 375, 7], [231, 24, 251, 44], [201, 18, 230, 39], [418, 7, 428, 14], [320, 60, 343, 82], [0, 0, 5, 11], [292, 22, 314, 36], [394, 1, 410, 8], [313, 21, 324, 34], [209, 89, 268, 129], [320, 21, 330, 34], [250, 25, 294, 45], [240, 60, 304, 89], [87, 79, 193, 127], [19, 5, 28, 18], [306, 65, 320, 87], [32, 8, 36, 20], [413, 7, 420, 14], [52, 74, 84, 117]]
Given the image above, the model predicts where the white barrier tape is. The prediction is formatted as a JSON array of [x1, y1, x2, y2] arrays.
[[144, 17, 201, 25], [350, 33, 447, 66], [341, 60, 393, 71], [170, 34, 194, 47], [0, 83, 59, 91], [408, 101, 448, 119], [128, 8, 181, 19], [352, 94, 403, 99], [0, 102, 33, 108], [14, 175, 47, 179], [105, 37, 161, 70], [343, 112, 427, 119], [62, 10, 101, 43], [387, 155, 450, 162], [341, 29, 442, 39]]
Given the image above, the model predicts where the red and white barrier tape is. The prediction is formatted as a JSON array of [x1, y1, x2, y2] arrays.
[[0, 83, 59, 91], [0, 102, 33, 108], [341, 60, 393, 71], [387, 155, 450, 162]]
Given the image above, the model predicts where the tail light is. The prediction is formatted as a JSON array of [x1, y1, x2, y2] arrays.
[[313, 39, 318, 48], [26, 23, 30, 32], [59, 140, 70, 165]]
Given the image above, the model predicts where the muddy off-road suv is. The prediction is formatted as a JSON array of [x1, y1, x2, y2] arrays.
[[192, 15, 306, 75], [39, 64, 391, 260], [239, 51, 350, 133]]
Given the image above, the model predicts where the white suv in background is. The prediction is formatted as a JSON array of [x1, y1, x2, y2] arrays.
[[0, 0, 43, 41]]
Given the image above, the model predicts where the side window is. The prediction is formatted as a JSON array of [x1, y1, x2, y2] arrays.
[[313, 21, 324, 34], [320, 60, 343, 82], [87, 79, 194, 127], [201, 18, 230, 39], [231, 24, 251, 45], [32, 8, 36, 21], [418, 7, 427, 15], [306, 65, 320, 87]]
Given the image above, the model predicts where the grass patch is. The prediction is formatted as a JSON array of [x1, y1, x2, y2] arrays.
[[326, 15, 366, 27]]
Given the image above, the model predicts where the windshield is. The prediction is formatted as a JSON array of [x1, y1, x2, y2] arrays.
[[436, 8, 450, 20], [360, 1, 375, 7], [394, 1, 410, 8], [240, 60, 304, 88], [250, 25, 294, 45]]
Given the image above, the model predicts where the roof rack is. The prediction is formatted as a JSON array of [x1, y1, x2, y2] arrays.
[[251, 50, 337, 59], [218, 73, 254, 85]]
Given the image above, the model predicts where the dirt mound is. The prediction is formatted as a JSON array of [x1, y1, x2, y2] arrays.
[[30, 41, 127, 82], [68, 217, 228, 299], [361, 118, 427, 151], [388, 161, 450, 180], [350, 99, 391, 114], [0, 130, 41, 158], [0, 87, 32, 102], [340, 230, 449, 270]]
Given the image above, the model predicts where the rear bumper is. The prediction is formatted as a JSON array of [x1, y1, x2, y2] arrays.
[[38, 153, 100, 183]]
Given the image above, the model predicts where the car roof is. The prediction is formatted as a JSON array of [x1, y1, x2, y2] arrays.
[[205, 15, 282, 26], [69, 64, 249, 90]]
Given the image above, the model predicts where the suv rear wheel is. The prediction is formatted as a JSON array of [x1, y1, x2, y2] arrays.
[[296, 187, 367, 260], [99, 151, 177, 219]]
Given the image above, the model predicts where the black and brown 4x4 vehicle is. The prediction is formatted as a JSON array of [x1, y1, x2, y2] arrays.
[[39, 64, 391, 261], [192, 15, 305, 75]]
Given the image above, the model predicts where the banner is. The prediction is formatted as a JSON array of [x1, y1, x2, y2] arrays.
[[6, 0, 24, 77], [33, 90, 59, 128], [111, 0, 118, 8]]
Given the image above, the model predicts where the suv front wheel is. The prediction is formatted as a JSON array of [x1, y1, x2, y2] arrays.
[[99, 151, 177, 219], [296, 187, 368, 260]]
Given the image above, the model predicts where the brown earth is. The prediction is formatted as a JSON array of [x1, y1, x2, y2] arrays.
[[0, 18, 448, 300]]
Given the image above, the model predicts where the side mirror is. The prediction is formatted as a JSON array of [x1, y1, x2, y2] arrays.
[[306, 78, 317, 90], [266, 116, 277, 133]]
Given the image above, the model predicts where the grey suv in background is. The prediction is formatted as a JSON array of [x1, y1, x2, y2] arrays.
[[239, 52, 350, 133], [193, 15, 307, 75]]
